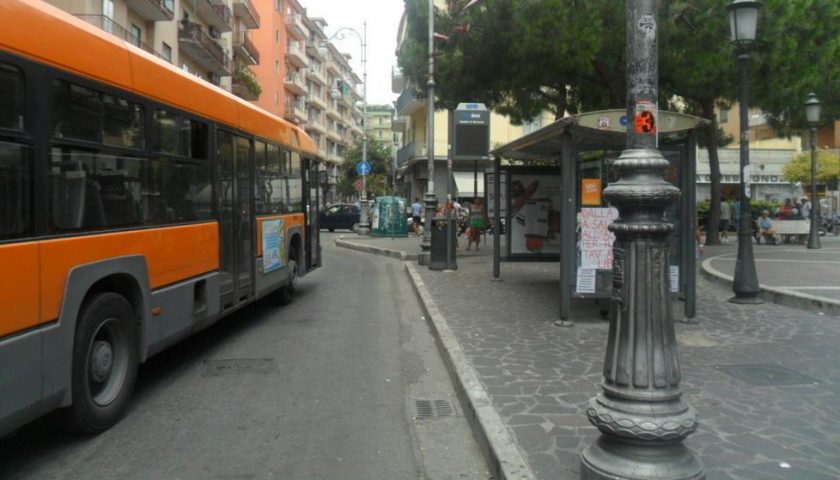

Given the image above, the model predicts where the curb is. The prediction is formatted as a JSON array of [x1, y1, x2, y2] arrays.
[[334, 237, 534, 479], [405, 262, 536, 480], [334, 237, 419, 261], [701, 254, 840, 317]]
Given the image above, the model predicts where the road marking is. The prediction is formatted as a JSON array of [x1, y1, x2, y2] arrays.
[[782, 287, 840, 291], [713, 258, 840, 264]]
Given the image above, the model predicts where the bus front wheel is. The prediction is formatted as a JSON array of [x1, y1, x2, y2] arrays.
[[66, 292, 138, 434]]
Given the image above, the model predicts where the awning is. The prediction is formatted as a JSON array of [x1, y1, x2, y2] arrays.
[[453, 171, 484, 197]]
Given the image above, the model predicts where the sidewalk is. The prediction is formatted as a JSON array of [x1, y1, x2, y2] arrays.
[[335, 233, 840, 480]]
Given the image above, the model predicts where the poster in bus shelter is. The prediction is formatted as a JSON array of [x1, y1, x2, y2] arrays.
[[262, 219, 285, 273], [508, 174, 563, 255]]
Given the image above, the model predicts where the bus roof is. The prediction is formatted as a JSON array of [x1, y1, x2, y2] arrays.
[[0, 0, 318, 156]]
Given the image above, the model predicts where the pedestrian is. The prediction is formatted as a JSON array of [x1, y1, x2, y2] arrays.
[[719, 199, 731, 241], [800, 196, 812, 220], [410, 198, 423, 236], [757, 210, 777, 244], [466, 198, 484, 250]]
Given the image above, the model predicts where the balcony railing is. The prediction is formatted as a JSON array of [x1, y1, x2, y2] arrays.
[[233, 0, 260, 29], [233, 30, 259, 65], [125, 0, 174, 21], [285, 13, 308, 40], [395, 88, 423, 116], [75, 15, 166, 60], [284, 101, 307, 123], [286, 41, 308, 68], [284, 72, 307, 95], [197, 0, 232, 33], [178, 21, 231, 75], [397, 142, 424, 167]]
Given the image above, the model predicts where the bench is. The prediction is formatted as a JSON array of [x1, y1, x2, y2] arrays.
[[756, 219, 810, 244]]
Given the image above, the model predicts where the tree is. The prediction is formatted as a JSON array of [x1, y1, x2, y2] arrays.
[[782, 149, 840, 184], [336, 138, 394, 199], [398, 0, 840, 243]]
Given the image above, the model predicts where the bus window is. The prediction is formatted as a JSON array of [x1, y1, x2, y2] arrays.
[[52, 80, 101, 142], [50, 148, 148, 230], [152, 109, 190, 156], [0, 62, 24, 130], [150, 119, 211, 223], [287, 151, 302, 212], [254, 141, 268, 214], [0, 141, 30, 238], [267, 144, 287, 213], [103, 94, 143, 148]]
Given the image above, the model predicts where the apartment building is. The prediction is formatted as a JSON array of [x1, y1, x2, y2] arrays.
[[366, 105, 398, 151], [45, 0, 260, 99]]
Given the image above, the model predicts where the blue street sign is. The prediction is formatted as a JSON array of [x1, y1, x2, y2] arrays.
[[356, 161, 371, 176], [620, 115, 628, 127]]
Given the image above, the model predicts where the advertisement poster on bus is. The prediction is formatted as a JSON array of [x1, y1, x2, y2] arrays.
[[508, 174, 563, 255], [262, 219, 285, 273]]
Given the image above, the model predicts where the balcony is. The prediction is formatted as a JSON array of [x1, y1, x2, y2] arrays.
[[285, 13, 308, 40], [326, 127, 342, 143], [326, 104, 342, 121], [286, 41, 308, 68], [284, 101, 307, 124], [306, 92, 327, 111], [306, 117, 326, 135], [233, 0, 259, 29], [125, 0, 174, 21], [307, 66, 327, 86], [326, 60, 341, 76], [75, 15, 164, 59], [284, 72, 307, 96], [397, 142, 425, 167], [178, 21, 231, 76], [233, 30, 259, 65], [232, 79, 258, 100], [195, 0, 232, 33], [391, 115, 406, 132], [391, 66, 405, 93], [306, 41, 325, 60], [395, 88, 423, 116]]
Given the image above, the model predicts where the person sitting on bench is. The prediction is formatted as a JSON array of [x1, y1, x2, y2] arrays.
[[757, 210, 777, 244]]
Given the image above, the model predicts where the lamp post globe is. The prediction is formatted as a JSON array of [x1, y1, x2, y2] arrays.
[[727, 0, 762, 44], [806, 93, 822, 249]]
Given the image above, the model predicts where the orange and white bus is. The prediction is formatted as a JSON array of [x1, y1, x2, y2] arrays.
[[0, 0, 322, 436]]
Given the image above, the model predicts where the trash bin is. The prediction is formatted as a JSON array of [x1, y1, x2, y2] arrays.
[[429, 215, 458, 271], [371, 196, 408, 237]]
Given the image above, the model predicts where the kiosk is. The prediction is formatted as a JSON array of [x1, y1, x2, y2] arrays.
[[489, 110, 707, 321]]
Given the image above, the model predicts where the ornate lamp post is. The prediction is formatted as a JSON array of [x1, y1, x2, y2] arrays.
[[579, 1, 704, 478], [324, 23, 369, 235], [806, 93, 822, 249], [419, 0, 437, 263], [728, 0, 764, 304]]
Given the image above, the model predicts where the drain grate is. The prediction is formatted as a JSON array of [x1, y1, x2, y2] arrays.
[[719, 363, 819, 387], [414, 399, 455, 418], [203, 358, 277, 377]]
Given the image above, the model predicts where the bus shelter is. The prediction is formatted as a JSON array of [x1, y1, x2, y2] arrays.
[[488, 110, 706, 321]]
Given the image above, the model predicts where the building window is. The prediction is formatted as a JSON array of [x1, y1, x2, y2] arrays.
[[274, 91, 279, 105], [276, 30, 280, 43], [162, 42, 172, 62], [719, 108, 729, 124], [276, 0, 283, 11], [130, 24, 142, 47], [275, 60, 280, 74]]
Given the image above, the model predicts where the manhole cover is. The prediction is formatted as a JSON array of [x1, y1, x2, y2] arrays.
[[720, 363, 818, 386], [203, 358, 277, 377], [414, 399, 455, 418]]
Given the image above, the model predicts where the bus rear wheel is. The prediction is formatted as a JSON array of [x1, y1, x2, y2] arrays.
[[274, 248, 298, 306], [66, 292, 138, 434]]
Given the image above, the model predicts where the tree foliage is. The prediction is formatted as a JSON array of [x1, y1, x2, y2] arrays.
[[336, 138, 394, 199], [782, 149, 840, 184]]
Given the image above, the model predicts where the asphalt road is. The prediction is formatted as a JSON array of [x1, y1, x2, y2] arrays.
[[0, 234, 488, 480]]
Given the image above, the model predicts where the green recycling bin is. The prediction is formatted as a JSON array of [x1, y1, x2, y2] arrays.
[[371, 196, 408, 237]]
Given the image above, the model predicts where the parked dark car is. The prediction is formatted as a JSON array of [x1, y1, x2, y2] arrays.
[[320, 203, 361, 232]]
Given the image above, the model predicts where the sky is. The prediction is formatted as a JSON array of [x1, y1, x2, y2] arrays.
[[301, 0, 405, 106]]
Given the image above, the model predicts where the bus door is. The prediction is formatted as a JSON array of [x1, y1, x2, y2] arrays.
[[304, 157, 320, 270], [217, 131, 255, 308]]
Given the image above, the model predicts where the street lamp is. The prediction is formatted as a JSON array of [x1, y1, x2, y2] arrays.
[[806, 92, 822, 249], [419, 0, 437, 263], [324, 23, 369, 235], [579, 1, 703, 478], [728, 0, 764, 304]]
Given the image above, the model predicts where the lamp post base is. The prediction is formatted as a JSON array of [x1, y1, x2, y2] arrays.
[[728, 294, 764, 304], [581, 436, 705, 480]]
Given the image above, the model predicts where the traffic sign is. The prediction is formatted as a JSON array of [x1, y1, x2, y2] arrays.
[[356, 161, 371, 176]]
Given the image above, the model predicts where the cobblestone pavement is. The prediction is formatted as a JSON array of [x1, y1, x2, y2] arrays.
[[333, 233, 840, 479]]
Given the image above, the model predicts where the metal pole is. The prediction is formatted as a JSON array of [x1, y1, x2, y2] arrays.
[[580, 1, 704, 478], [492, 156, 500, 280], [446, 109, 454, 269], [357, 21, 370, 235], [730, 53, 762, 303], [808, 126, 821, 249], [419, 0, 437, 264]]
